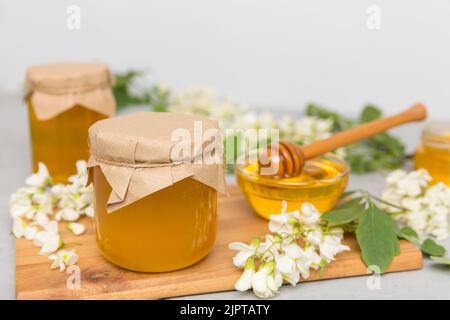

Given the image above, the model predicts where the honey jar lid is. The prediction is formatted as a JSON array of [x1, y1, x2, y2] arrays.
[[25, 63, 116, 120], [88, 112, 227, 212]]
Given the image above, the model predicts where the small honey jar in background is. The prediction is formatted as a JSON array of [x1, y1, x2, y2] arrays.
[[88, 112, 226, 272], [25, 63, 116, 182], [414, 122, 450, 185]]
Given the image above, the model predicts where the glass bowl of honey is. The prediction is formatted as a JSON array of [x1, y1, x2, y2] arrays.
[[236, 153, 350, 219]]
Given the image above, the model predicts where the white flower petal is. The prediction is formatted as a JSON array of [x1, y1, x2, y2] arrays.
[[67, 222, 85, 236], [235, 268, 254, 292]]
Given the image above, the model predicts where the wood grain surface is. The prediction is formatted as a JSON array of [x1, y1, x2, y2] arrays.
[[16, 186, 423, 300]]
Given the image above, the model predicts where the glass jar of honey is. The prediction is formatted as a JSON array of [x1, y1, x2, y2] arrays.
[[25, 63, 115, 182], [88, 112, 226, 272], [414, 122, 450, 185]]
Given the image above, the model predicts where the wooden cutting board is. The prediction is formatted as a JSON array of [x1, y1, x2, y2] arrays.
[[16, 186, 423, 300]]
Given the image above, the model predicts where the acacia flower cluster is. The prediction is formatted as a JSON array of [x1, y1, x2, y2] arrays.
[[229, 201, 350, 298], [10, 161, 92, 270], [168, 86, 244, 129], [381, 169, 450, 240], [167, 86, 342, 155]]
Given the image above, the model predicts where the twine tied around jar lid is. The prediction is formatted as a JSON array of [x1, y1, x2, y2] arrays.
[[87, 112, 228, 213], [25, 63, 116, 120]]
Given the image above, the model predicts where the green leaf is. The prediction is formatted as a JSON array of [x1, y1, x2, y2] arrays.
[[421, 239, 446, 257], [339, 190, 356, 199], [322, 208, 360, 226], [398, 227, 419, 242], [355, 205, 400, 273], [430, 256, 450, 265], [338, 197, 365, 210], [305, 103, 407, 174], [360, 105, 382, 123]]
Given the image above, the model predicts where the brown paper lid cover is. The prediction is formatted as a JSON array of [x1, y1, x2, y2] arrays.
[[26, 63, 115, 120], [88, 112, 227, 212]]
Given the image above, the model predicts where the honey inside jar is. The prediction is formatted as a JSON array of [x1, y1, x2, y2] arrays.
[[93, 167, 217, 272], [28, 104, 106, 182], [414, 122, 450, 185], [236, 154, 349, 219]]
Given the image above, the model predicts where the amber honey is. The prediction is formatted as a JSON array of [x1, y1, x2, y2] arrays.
[[92, 167, 217, 272], [25, 63, 115, 183], [236, 154, 349, 219], [28, 103, 106, 182], [414, 123, 450, 185]]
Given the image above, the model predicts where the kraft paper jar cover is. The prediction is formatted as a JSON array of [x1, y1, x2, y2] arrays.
[[25, 63, 116, 120], [88, 112, 227, 212]]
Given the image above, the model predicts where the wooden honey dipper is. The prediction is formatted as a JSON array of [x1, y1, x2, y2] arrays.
[[259, 103, 427, 178]]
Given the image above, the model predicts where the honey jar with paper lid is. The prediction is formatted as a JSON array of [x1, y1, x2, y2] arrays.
[[88, 112, 227, 272], [25, 63, 116, 182]]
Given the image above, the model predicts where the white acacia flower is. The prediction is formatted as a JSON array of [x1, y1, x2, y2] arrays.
[[68, 160, 89, 187], [395, 169, 430, 197], [231, 201, 349, 298], [296, 247, 322, 279], [38, 233, 62, 255], [34, 221, 62, 255], [25, 163, 52, 188], [319, 235, 350, 262], [34, 211, 49, 227], [169, 86, 215, 117], [228, 238, 261, 268], [234, 258, 255, 292], [386, 170, 407, 187], [11, 192, 53, 223], [293, 117, 332, 144], [49, 249, 78, 272], [12, 218, 27, 238], [55, 207, 80, 222], [84, 205, 94, 218], [328, 227, 345, 240], [252, 262, 283, 299], [299, 203, 321, 226], [24, 224, 38, 240], [305, 229, 323, 246], [282, 243, 321, 279], [425, 205, 449, 240], [67, 222, 85, 235], [382, 169, 450, 240], [275, 253, 298, 286], [268, 201, 299, 234], [10, 198, 33, 219], [278, 115, 294, 138]]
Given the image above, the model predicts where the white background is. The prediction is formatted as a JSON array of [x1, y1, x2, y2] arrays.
[[1, 0, 449, 118]]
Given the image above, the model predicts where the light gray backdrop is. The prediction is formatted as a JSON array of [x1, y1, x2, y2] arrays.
[[1, 0, 450, 119]]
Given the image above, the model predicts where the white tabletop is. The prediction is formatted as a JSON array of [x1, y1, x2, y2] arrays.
[[1, 94, 448, 300]]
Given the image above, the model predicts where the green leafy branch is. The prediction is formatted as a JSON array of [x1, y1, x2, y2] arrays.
[[322, 190, 448, 272], [306, 103, 406, 174], [112, 70, 170, 111]]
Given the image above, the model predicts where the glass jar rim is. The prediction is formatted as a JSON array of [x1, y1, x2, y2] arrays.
[[422, 122, 450, 148], [235, 152, 349, 187]]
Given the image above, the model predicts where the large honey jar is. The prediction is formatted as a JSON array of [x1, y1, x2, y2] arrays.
[[25, 63, 116, 182], [414, 122, 450, 185], [88, 112, 226, 272]]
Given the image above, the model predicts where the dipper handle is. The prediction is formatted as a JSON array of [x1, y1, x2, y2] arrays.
[[301, 103, 427, 159]]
